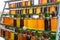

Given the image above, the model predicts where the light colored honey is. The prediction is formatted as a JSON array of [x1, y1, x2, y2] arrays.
[[36, 7, 41, 14], [16, 18, 20, 28], [10, 10, 16, 15]]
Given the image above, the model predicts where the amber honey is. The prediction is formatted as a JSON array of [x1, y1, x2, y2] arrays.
[[31, 36, 38, 40], [22, 1, 25, 7], [9, 3, 15, 8], [18, 34, 26, 40], [56, 0, 60, 2], [1, 29, 5, 37], [51, 18, 58, 32], [50, 5, 56, 14], [3, 17, 14, 26], [37, 18, 44, 30], [42, 0, 48, 4], [10, 10, 16, 15], [5, 31, 10, 40], [24, 18, 28, 28]]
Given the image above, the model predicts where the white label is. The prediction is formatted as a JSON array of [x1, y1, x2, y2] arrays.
[[34, 0, 38, 5]]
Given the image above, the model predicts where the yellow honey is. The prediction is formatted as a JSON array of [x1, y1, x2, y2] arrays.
[[10, 32, 14, 40], [28, 1, 31, 6], [16, 18, 20, 28], [10, 10, 16, 15], [51, 18, 58, 32], [23, 9, 26, 14], [42, 0, 48, 4], [28, 18, 34, 29], [36, 7, 41, 14], [56, 0, 60, 2], [37, 19, 44, 30], [33, 19, 38, 30], [29, 8, 33, 14]]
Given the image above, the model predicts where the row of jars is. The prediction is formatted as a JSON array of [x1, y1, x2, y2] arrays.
[[9, 0, 60, 8], [10, 5, 58, 15], [3, 12, 58, 32], [1, 29, 56, 40]]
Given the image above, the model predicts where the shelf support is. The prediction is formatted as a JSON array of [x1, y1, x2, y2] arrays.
[[56, 2, 60, 40]]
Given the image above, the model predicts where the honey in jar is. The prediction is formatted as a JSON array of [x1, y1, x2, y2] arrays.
[[28, 0, 31, 6], [56, 0, 60, 2], [3, 17, 7, 25], [51, 13, 58, 32], [37, 14, 44, 30], [38, 18, 44, 30], [16, 18, 20, 28], [24, 18, 28, 28], [51, 18, 58, 32], [28, 18, 34, 29], [18, 34, 26, 40], [29, 8, 33, 14], [10, 10, 16, 15], [31, 32, 38, 40], [22, 8, 26, 14], [9, 3, 15, 8], [22, 1, 25, 7], [5, 31, 10, 40], [50, 5, 56, 14], [36, 7, 41, 14], [8, 17, 14, 26], [33, 18, 38, 30], [3, 17, 14, 26], [1, 29, 5, 37], [10, 32, 14, 40], [42, 0, 48, 4]]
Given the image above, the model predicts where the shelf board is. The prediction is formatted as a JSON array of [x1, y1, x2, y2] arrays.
[[5, 2, 59, 10]]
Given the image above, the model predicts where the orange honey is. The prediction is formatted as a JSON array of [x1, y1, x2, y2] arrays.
[[24, 18, 28, 28], [42, 0, 48, 4], [51, 18, 58, 32], [37, 18, 44, 30]]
